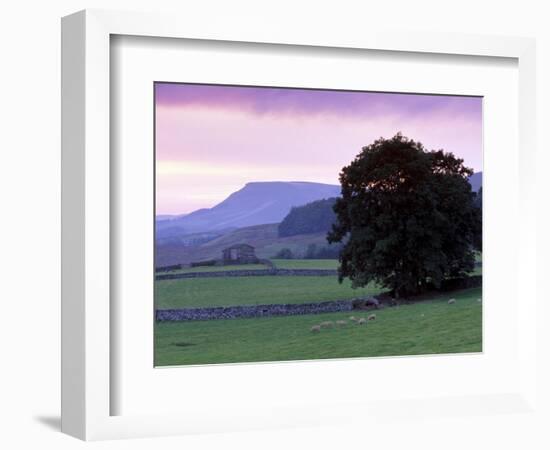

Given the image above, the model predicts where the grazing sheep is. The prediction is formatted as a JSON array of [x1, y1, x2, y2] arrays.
[[320, 321, 334, 329], [336, 320, 348, 327], [349, 316, 358, 322], [448, 298, 456, 305], [310, 325, 321, 333], [357, 318, 367, 325], [367, 313, 376, 321]]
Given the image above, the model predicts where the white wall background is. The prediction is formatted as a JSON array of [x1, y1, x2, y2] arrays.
[[0, 1, 548, 449]]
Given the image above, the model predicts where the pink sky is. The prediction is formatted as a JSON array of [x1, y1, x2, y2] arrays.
[[155, 83, 482, 215]]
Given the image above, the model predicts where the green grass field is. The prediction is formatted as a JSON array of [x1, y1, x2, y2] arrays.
[[165, 263, 268, 274], [160, 259, 338, 273], [154, 287, 482, 366], [272, 259, 338, 269], [155, 275, 382, 309]]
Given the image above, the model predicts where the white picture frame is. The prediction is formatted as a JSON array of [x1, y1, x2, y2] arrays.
[[61, 9, 538, 441]]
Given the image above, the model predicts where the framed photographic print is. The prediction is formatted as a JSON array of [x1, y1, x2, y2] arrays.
[[62, 9, 538, 442]]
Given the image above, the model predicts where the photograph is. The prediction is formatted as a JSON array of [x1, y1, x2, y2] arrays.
[[154, 82, 483, 367]]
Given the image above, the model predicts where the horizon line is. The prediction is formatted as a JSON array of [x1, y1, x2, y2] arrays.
[[155, 172, 482, 216]]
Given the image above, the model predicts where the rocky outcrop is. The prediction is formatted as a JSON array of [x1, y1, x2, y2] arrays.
[[351, 297, 380, 310]]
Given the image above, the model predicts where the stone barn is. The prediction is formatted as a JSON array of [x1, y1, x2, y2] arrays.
[[222, 244, 259, 265]]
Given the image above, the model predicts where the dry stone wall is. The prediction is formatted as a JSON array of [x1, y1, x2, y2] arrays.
[[156, 268, 338, 281], [156, 299, 353, 321]]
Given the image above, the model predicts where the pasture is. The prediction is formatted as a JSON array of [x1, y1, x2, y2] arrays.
[[166, 263, 268, 274], [154, 287, 482, 366], [272, 259, 338, 269], [155, 275, 382, 309]]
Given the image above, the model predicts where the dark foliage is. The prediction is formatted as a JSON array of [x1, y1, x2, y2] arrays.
[[328, 133, 482, 297], [303, 243, 343, 259], [473, 187, 483, 250], [278, 198, 338, 237], [274, 248, 294, 259]]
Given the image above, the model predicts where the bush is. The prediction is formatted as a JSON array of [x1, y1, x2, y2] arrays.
[[274, 248, 294, 259]]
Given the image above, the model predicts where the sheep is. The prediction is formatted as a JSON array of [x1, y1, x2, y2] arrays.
[[310, 325, 321, 333], [320, 321, 334, 329], [448, 298, 456, 305], [349, 316, 358, 322], [357, 318, 367, 325], [367, 313, 376, 321], [336, 320, 348, 327]]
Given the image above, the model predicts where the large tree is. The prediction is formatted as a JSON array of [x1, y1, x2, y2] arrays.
[[328, 133, 482, 297]]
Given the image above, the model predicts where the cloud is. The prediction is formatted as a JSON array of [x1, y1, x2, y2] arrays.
[[155, 82, 481, 120], [154, 83, 482, 214]]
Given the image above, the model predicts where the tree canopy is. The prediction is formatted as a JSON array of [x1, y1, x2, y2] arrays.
[[327, 133, 482, 297]]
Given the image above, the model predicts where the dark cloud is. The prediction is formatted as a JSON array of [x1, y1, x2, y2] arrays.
[[155, 83, 481, 120]]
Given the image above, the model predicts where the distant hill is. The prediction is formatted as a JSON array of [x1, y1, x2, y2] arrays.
[[155, 223, 333, 266], [279, 198, 337, 237], [156, 214, 177, 221], [156, 181, 340, 239], [156, 173, 482, 243], [469, 172, 482, 192]]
